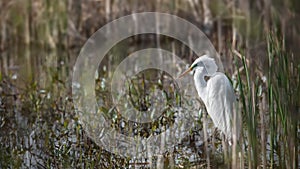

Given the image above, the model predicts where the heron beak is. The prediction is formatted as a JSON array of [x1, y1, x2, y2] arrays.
[[178, 67, 192, 78]]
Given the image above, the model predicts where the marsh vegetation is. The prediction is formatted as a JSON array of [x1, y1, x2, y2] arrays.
[[0, 0, 299, 168]]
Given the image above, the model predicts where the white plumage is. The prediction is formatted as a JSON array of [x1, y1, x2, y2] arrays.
[[179, 55, 240, 140]]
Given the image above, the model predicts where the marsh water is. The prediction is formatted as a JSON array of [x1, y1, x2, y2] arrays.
[[1, 0, 299, 168], [1, 35, 299, 168]]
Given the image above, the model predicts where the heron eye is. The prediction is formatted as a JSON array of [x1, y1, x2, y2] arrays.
[[190, 65, 195, 70], [192, 62, 201, 69], [191, 63, 199, 70]]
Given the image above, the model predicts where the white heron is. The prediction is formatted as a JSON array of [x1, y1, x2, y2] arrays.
[[178, 55, 240, 141]]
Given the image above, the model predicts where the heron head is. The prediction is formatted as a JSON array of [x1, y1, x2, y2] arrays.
[[178, 55, 218, 78]]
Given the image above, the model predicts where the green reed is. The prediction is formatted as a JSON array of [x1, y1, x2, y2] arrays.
[[235, 30, 299, 168], [267, 30, 299, 168], [1, 0, 299, 168], [235, 52, 258, 168]]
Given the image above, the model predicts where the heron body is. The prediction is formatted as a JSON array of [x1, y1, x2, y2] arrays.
[[179, 55, 239, 140]]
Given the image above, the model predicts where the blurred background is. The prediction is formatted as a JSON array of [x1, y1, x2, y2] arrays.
[[0, 0, 299, 168]]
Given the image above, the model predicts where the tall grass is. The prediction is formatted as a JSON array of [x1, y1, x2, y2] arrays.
[[0, 0, 67, 49], [0, 0, 299, 168], [235, 29, 299, 168], [236, 53, 258, 168], [267, 30, 299, 168]]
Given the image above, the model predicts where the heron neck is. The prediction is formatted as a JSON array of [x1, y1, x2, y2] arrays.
[[193, 69, 207, 102]]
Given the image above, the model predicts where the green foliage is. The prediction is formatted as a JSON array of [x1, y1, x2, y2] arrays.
[[234, 29, 299, 168], [0, 0, 299, 168]]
